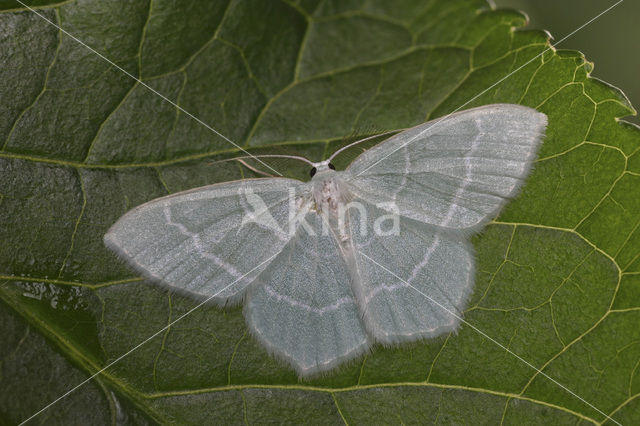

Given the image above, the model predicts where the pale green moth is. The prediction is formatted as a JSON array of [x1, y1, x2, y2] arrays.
[[105, 104, 547, 376]]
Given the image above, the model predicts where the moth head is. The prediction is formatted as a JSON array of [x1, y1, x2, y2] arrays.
[[310, 160, 336, 177]]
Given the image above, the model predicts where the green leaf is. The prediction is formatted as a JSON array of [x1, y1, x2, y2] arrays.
[[1, 0, 639, 424]]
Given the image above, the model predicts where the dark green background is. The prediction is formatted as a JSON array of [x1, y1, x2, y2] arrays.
[[496, 0, 640, 124], [1, 0, 638, 424]]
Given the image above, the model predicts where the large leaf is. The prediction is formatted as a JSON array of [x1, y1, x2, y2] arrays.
[[1, 0, 639, 424]]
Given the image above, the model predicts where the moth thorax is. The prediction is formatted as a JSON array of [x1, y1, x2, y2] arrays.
[[313, 177, 340, 212]]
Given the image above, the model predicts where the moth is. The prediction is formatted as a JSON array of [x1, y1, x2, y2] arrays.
[[105, 104, 547, 376]]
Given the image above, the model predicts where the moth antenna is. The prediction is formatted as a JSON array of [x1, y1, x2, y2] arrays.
[[328, 128, 405, 162], [236, 158, 275, 177], [208, 154, 315, 167]]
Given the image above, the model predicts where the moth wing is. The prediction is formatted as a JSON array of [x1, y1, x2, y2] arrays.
[[346, 104, 547, 231], [104, 178, 302, 305], [344, 198, 474, 343], [245, 205, 369, 377]]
